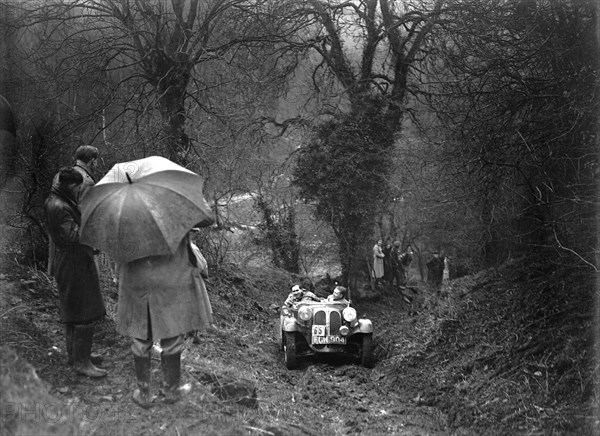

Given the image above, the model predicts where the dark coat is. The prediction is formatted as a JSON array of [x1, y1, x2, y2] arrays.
[[51, 162, 96, 201], [45, 187, 105, 324], [427, 256, 445, 285], [390, 247, 401, 270], [382, 244, 393, 281]]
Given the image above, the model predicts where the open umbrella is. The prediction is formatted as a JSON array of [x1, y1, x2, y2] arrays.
[[79, 156, 214, 263]]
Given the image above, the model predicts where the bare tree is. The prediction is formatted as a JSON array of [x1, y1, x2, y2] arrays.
[[3, 0, 311, 267], [421, 0, 599, 267], [8, 0, 305, 164]]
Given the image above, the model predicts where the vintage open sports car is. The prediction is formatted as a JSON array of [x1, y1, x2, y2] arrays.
[[279, 297, 374, 369]]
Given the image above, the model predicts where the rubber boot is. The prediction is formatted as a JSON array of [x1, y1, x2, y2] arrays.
[[90, 352, 104, 366], [132, 354, 153, 408], [66, 324, 103, 366], [161, 353, 190, 404], [72, 324, 107, 378]]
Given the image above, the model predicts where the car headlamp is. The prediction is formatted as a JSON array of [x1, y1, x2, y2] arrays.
[[342, 307, 357, 322], [298, 306, 313, 321]]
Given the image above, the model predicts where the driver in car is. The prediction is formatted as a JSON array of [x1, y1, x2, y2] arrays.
[[284, 285, 321, 306]]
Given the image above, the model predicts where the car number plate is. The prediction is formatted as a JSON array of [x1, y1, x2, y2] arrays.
[[312, 335, 347, 345], [312, 325, 326, 336]]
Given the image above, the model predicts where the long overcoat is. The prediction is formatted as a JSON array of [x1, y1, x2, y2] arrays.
[[48, 163, 96, 275], [372, 243, 385, 279], [116, 234, 213, 341], [51, 162, 95, 201], [45, 187, 106, 324]]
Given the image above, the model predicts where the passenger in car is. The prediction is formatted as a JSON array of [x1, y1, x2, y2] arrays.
[[326, 286, 349, 303]]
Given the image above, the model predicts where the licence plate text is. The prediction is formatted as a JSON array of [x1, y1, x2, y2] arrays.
[[312, 335, 347, 345]]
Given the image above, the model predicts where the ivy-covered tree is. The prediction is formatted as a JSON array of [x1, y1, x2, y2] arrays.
[[255, 196, 300, 274], [293, 98, 394, 286], [286, 0, 445, 286]]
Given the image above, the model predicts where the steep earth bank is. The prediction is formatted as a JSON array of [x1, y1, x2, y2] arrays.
[[0, 252, 597, 435]]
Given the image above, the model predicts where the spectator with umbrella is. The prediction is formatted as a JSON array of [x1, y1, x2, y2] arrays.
[[80, 156, 215, 407]]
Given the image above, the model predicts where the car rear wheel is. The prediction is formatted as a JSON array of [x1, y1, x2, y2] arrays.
[[283, 331, 298, 369], [360, 333, 374, 368]]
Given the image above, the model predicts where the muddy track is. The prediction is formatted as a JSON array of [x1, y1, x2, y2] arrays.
[[1, 271, 454, 436]]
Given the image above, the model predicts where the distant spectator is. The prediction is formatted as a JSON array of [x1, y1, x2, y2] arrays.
[[382, 239, 393, 286], [372, 239, 385, 287], [389, 241, 404, 292], [427, 251, 445, 289], [398, 246, 414, 285], [443, 256, 450, 283]]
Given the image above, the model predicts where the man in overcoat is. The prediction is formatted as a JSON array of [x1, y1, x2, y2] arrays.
[[427, 251, 445, 289], [389, 241, 403, 292], [398, 246, 414, 285], [45, 167, 107, 378], [382, 239, 393, 286], [48, 145, 100, 275], [117, 232, 213, 408]]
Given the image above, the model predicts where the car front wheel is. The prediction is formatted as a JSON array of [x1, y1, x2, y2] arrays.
[[360, 333, 374, 368], [283, 331, 298, 369]]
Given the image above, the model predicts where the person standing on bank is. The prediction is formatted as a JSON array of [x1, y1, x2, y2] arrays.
[[51, 145, 100, 200], [117, 231, 213, 408], [389, 241, 403, 292], [71, 145, 99, 200], [372, 239, 385, 287], [398, 246, 414, 286], [382, 239, 393, 287], [49, 145, 100, 275], [44, 167, 107, 378], [427, 251, 445, 289]]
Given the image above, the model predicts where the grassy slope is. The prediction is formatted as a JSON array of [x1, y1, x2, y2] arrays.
[[379, 251, 599, 435]]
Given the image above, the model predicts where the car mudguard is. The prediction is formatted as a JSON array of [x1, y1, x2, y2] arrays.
[[353, 319, 373, 334], [281, 316, 299, 332]]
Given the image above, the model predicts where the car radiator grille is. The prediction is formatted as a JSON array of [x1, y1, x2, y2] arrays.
[[329, 310, 341, 334], [314, 310, 326, 326], [313, 309, 342, 335]]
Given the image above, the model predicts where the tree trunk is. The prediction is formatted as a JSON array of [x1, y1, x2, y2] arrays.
[[157, 85, 190, 165], [152, 55, 192, 165]]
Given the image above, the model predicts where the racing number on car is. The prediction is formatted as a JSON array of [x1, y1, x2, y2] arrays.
[[312, 325, 326, 336]]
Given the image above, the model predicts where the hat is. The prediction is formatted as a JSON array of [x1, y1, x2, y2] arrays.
[[58, 167, 83, 185], [393, 241, 401, 247]]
